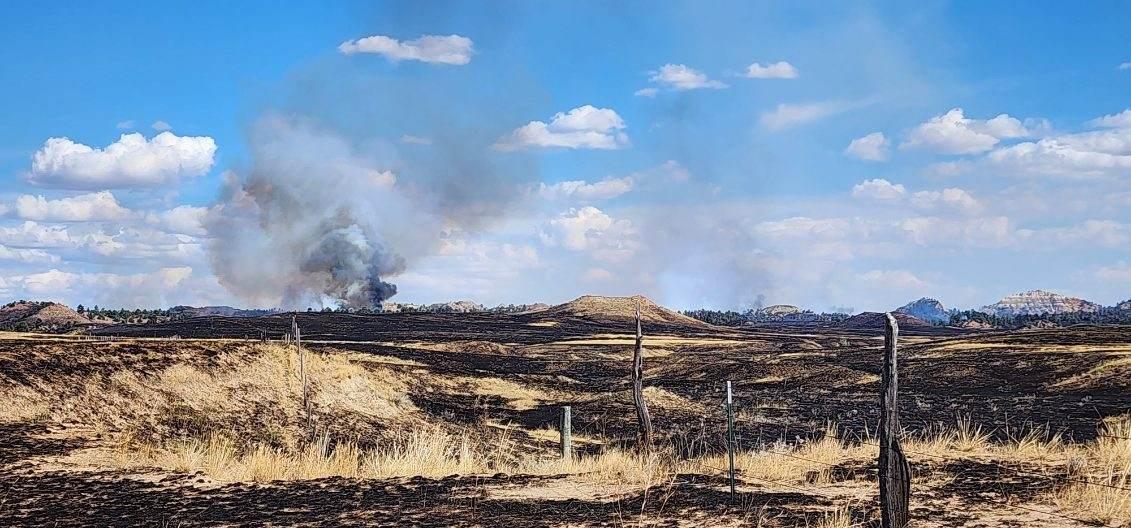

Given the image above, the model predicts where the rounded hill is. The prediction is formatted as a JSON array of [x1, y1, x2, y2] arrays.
[[540, 295, 711, 328]]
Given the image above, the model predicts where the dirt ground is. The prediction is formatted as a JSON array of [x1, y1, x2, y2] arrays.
[[1, 312, 1128, 526]]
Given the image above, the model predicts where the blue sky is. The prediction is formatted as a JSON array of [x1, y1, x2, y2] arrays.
[[0, 1, 1128, 311]]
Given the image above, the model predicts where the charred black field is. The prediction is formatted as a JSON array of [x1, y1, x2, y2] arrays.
[[1, 297, 1128, 527], [90, 306, 1129, 441]]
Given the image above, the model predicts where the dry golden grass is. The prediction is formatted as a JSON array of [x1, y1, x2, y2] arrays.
[[551, 335, 744, 346], [751, 375, 786, 384], [521, 448, 680, 488], [363, 427, 493, 478], [701, 425, 870, 486], [1051, 473, 1131, 525], [139, 434, 364, 482], [461, 376, 551, 411], [812, 505, 856, 528], [96, 412, 1131, 527], [904, 416, 988, 456], [6, 333, 1126, 525], [897, 415, 1131, 524], [1045, 416, 1131, 525], [924, 342, 1131, 354], [120, 427, 494, 482], [1050, 356, 1131, 389], [6, 343, 418, 445], [117, 426, 684, 486], [524, 425, 603, 446], [0, 385, 50, 423], [640, 386, 707, 414], [1002, 427, 1065, 462]]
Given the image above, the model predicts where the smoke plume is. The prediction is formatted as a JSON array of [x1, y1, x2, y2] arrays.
[[205, 107, 529, 310]]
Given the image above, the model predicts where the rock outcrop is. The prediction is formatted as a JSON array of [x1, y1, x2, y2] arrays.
[[755, 304, 802, 318], [982, 290, 1101, 316], [895, 298, 949, 324]]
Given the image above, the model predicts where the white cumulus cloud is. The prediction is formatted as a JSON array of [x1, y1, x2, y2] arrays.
[[539, 177, 634, 201], [985, 129, 1131, 178], [851, 179, 979, 213], [898, 216, 1014, 247], [851, 179, 906, 201], [744, 61, 798, 79], [649, 64, 727, 90], [902, 108, 1034, 155], [754, 217, 875, 241], [844, 132, 890, 161], [2, 267, 195, 306], [1018, 219, 1128, 249], [493, 105, 629, 151], [0, 221, 74, 247], [338, 34, 473, 65], [910, 188, 981, 213], [544, 206, 638, 262], [29, 132, 217, 189], [1089, 109, 1131, 129], [146, 205, 208, 236], [15, 191, 133, 222], [0, 244, 58, 264]]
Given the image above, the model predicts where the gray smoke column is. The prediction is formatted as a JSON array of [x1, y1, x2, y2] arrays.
[[291, 221, 403, 308], [205, 115, 441, 310]]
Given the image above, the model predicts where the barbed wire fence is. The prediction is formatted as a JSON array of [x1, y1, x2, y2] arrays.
[[543, 312, 1129, 527]]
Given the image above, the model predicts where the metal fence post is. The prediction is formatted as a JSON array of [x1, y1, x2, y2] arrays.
[[726, 380, 736, 497]]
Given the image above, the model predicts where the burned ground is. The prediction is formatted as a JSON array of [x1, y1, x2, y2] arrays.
[[1, 314, 1128, 526]]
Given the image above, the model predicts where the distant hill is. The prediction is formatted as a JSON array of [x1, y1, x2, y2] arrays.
[[895, 297, 949, 324], [982, 290, 1101, 317], [0, 301, 93, 333], [837, 311, 932, 331], [542, 295, 711, 328], [513, 303, 550, 314], [169, 305, 277, 318], [1118, 299, 1131, 311]]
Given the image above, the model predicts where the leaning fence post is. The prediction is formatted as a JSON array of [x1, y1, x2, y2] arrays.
[[879, 313, 911, 528], [560, 405, 572, 460], [726, 380, 736, 497], [631, 306, 654, 449]]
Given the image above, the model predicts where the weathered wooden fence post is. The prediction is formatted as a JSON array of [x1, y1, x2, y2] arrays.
[[631, 306, 653, 449], [560, 405, 572, 460], [879, 313, 911, 528], [725, 380, 736, 497], [293, 315, 311, 442]]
